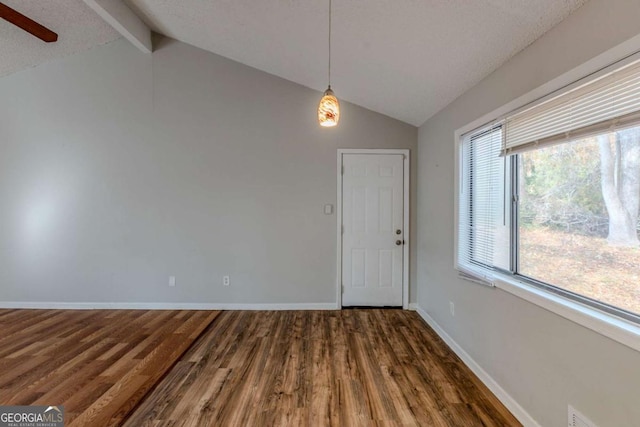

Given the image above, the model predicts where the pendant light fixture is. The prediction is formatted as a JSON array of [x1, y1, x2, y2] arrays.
[[318, 0, 339, 127]]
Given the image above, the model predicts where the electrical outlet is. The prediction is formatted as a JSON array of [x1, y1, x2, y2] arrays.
[[223, 275, 230, 286], [169, 276, 176, 287], [449, 301, 455, 316]]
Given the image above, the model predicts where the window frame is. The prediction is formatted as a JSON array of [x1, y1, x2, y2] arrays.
[[458, 123, 513, 280], [510, 145, 640, 325], [457, 126, 505, 284], [454, 47, 640, 354], [467, 126, 502, 272], [461, 124, 640, 323]]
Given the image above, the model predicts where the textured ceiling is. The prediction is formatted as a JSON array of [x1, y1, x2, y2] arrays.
[[0, 0, 588, 126], [0, 0, 120, 77], [125, 0, 588, 126]]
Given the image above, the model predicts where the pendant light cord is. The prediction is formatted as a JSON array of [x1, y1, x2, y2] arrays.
[[328, 0, 332, 87]]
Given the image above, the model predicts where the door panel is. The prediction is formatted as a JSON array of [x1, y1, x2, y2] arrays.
[[342, 154, 404, 306]]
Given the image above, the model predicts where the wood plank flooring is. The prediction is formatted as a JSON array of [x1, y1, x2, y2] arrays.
[[126, 310, 521, 426], [0, 309, 218, 426]]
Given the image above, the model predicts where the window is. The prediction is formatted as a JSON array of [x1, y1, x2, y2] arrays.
[[458, 126, 510, 280], [458, 58, 640, 323]]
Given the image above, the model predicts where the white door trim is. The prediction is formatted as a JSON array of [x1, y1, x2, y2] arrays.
[[336, 149, 410, 309]]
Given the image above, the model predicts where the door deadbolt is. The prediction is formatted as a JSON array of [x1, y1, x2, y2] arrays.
[[396, 229, 402, 235]]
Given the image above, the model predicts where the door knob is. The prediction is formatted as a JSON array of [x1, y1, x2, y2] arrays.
[[396, 240, 402, 246]]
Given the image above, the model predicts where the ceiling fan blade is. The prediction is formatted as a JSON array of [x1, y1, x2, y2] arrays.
[[0, 2, 58, 42]]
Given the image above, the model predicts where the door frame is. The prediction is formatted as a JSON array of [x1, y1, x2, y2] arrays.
[[336, 149, 410, 309]]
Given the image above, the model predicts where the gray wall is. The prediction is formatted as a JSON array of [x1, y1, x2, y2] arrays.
[[0, 37, 417, 305], [417, 0, 640, 426]]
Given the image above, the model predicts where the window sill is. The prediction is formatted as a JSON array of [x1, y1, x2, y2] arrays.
[[494, 276, 640, 353]]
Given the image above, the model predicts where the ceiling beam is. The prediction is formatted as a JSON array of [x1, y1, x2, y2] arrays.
[[0, 2, 58, 42], [83, 0, 152, 53]]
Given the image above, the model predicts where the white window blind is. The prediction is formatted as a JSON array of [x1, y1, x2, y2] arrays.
[[458, 125, 505, 284], [503, 59, 640, 155]]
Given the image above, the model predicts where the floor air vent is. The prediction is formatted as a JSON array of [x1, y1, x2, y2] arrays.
[[569, 405, 598, 427]]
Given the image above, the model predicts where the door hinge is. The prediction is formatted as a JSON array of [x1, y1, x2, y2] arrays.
[[341, 165, 345, 175], [341, 285, 345, 294], [341, 225, 344, 234]]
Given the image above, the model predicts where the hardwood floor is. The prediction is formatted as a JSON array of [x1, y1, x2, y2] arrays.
[[0, 309, 218, 426], [126, 310, 521, 426]]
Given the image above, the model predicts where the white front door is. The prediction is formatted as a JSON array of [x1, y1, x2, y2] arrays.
[[341, 153, 404, 306]]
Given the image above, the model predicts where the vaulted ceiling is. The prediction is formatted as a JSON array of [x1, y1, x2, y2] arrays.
[[1, 0, 588, 126]]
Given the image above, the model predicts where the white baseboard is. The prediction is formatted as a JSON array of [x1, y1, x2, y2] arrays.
[[0, 301, 340, 311], [413, 305, 540, 427], [408, 302, 418, 310]]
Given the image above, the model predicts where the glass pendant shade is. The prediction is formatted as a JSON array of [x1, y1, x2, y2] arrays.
[[318, 86, 340, 127]]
